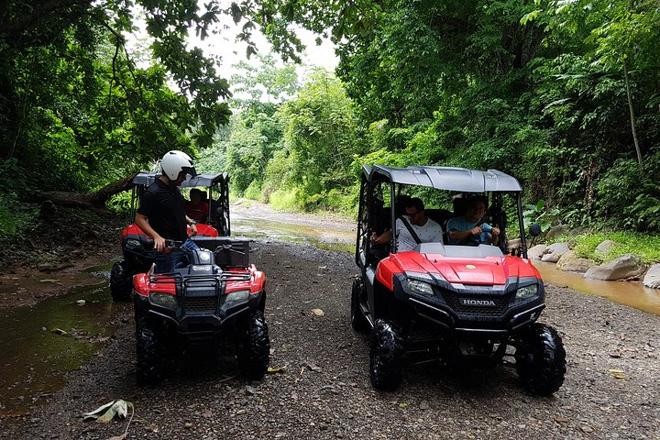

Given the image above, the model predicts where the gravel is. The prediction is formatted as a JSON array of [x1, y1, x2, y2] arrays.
[[1, 240, 658, 439]]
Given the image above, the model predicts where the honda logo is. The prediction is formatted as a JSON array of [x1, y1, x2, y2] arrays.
[[460, 298, 496, 307]]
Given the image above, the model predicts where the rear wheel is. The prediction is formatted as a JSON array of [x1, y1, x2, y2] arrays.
[[135, 317, 164, 386], [351, 278, 369, 333], [515, 323, 566, 396], [237, 311, 270, 380], [110, 261, 133, 302], [370, 319, 404, 391]]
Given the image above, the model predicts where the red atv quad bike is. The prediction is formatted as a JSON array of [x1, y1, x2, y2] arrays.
[[132, 237, 269, 385], [351, 165, 566, 395], [110, 172, 231, 301]]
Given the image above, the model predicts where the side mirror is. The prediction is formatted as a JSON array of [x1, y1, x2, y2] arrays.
[[529, 223, 542, 237]]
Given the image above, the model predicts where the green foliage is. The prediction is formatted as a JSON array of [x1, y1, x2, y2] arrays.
[[555, 232, 660, 265], [0, 193, 35, 239], [251, 0, 659, 232], [106, 191, 133, 214]]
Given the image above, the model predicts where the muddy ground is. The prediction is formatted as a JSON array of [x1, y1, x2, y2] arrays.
[[1, 238, 658, 440], [0, 207, 122, 309]]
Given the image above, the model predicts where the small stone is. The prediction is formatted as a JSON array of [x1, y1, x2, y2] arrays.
[[185, 422, 193, 429], [76, 300, 86, 306], [311, 308, 325, 317], [245, 385, 257, 395], [419, 400, 429, 410], [580, 426, 593, 433]]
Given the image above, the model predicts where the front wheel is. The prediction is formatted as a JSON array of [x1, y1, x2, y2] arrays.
[[351, 278, 369, 334], [237, 311, 270, 380], [135, 317, 164, 386], [110, 261, 133, 302], [370, 319, 404, 391], [515, 323, 566, 396]]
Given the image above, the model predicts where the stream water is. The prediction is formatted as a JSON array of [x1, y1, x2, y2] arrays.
[[0, 272, 115, 415]]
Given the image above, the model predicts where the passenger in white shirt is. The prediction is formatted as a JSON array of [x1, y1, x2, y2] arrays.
[[371, 197, 444, 251]]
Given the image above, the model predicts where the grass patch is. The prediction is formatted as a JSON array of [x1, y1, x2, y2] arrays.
[[269, 188, 304, 212], [551, 231, 660, 264], [0, 193, 36, 239]]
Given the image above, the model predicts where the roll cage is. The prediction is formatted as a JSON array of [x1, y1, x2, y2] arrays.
[[356, 165, 528, 268], [128, 172, 231, 236]]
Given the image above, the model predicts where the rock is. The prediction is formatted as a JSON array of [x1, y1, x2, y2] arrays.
[[311, 308, 325, 317], [545, 225, 569, 240], [643, 264, 660, 289], [507, 238, 521, 252], [37, 264, 57, 273], [584, 254, 645, 281], [595, 239, 617, 256], [527, 245, 547, 261], [556, 251, 595, 273], [541, 242, 569, 263]]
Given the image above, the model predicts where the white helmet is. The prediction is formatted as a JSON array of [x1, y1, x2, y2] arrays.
[[160, 150, 197, 180]]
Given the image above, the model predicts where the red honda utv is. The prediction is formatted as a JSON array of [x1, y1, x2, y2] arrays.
[[110, 172, 231, 301], [351, 165, 565, 395]]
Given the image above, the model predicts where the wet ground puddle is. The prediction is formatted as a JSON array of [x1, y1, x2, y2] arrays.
[[534, 261, 660, 315], [0, 271, 115, 416]]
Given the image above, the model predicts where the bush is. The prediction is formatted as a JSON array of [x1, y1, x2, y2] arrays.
[[269, 188, 304, 211], [106, 191, 133, 214], [0, 192, 35, 239], [243, 180, 263, 201]]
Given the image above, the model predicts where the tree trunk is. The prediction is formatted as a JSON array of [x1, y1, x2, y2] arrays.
[[36, 174, 136, 209], [623, 60, 643, 170]]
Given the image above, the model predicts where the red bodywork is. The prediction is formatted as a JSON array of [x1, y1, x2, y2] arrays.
[[375, 251, 542, 290], [133, 265, 266, 298], [120, 223, 219, 241]]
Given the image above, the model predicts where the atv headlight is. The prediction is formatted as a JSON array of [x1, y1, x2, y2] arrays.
[[225, 289, 250, 303], [516, 284, 538, 300], [125, 239, 141, 250], [150, 293, 177, 309], [404, 279, 434, 296]]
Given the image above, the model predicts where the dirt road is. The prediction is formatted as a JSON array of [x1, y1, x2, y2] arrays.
[[1, 237, 658, 439]]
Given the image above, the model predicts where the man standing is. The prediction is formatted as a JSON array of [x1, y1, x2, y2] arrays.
[[135, 150, 200, 273]]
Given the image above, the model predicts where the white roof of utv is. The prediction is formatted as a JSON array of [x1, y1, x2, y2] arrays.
[[365, 165, 522, 192]]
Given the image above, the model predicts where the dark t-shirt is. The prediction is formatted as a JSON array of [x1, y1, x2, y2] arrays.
[[137, 179, 187, 242]]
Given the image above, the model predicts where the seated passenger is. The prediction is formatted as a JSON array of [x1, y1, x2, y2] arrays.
[[372, 198, 444, 252], [185, 188, 209, 223], [446, 196, 500, 245]]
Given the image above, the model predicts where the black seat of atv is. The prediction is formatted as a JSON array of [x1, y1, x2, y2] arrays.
[[192, 237, 250, 267]]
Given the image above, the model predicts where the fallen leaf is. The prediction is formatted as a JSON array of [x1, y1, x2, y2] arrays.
[[398, 402, 409, 409], [82, 400, 132, 423], [608, 368, 626, 379], [267, 366, 287, 374], [51, 328, 68, 336]]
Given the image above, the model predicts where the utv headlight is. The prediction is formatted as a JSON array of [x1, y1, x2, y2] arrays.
[[516, 284, 538, 300], [225, 290, 250, 303], [150, 293, 177, 309], [404, 279, 435, 296]]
